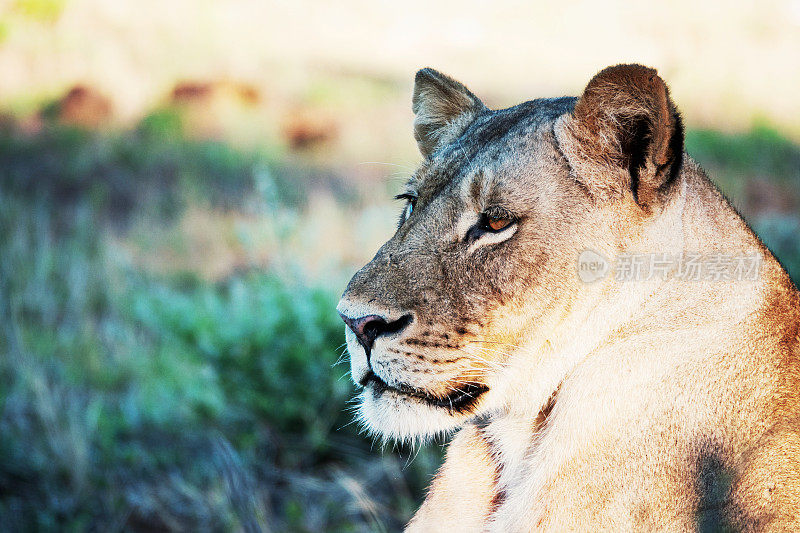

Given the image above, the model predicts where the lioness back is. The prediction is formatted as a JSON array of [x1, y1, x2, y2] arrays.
[[338, 64, 800, 531]]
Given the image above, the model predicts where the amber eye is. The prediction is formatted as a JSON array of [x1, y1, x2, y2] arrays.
[[486, 215, 513, 232]]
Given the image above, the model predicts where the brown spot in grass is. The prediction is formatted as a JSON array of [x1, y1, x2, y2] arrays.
[[55, 85, 112, 129]]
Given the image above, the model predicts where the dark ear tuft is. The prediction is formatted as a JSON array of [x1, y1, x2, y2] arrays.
[[412, 68, 486, 158], [554, 64, 684, 207]]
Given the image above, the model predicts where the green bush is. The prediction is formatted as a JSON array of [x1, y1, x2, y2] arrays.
[[125, 272, 352, 459], [0, 124, 432, 531], [685, 125, 800, 201], [753, 214, 800, 285]]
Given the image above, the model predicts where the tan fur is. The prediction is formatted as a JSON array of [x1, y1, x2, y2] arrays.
[[407, 424, 500, 532], [338, 64, 800, 531]]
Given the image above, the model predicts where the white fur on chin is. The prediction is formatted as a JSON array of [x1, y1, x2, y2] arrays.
[[356, 387, 471, 445]]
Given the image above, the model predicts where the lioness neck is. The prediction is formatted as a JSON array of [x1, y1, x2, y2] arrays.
[[477, 159, 800, 531]]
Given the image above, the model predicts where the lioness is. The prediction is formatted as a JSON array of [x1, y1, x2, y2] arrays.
[[337, 64, 800, 531]]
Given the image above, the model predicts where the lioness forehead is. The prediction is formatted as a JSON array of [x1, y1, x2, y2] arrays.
[[410, 96, 577, 200]]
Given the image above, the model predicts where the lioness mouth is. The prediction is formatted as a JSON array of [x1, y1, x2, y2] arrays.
[[362, 371, 488, 412]]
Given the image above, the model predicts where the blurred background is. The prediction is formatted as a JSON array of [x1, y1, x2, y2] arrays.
[[0, 0, 798, 530]]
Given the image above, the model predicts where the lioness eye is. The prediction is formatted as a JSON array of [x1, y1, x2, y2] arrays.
[[395, 193, 418, 227], [479, 209, 515, 233], [465, 209, 517, 244], [487, 216, 512, 232]]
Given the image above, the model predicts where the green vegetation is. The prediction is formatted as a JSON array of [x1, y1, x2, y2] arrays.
[[0, 122, 435, 531], [685, 126, 800, 282], [686, 125, 800, 199], [12, 0, 68, 24], [0, 117, 796, 531]]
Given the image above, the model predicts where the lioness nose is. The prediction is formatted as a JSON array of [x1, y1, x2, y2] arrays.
[[339, 313, 412, 352]]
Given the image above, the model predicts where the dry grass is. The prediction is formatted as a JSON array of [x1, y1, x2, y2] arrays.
[[1, 0, 799, 157]]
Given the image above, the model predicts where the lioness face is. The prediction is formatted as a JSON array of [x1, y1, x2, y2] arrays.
[[338, 67, 683, 440], [338, 83, 589, 440]]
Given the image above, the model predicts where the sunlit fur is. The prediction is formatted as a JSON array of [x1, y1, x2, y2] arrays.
[[339, 64, 800, 531]]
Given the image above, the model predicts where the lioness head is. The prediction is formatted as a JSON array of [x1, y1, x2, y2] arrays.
[[338, 65, 684, 441]]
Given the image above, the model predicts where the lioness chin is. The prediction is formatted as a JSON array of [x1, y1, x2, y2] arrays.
[[338, 64, 800, 531]]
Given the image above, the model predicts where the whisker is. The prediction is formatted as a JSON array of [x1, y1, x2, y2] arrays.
[[357, 161, 416, 171]]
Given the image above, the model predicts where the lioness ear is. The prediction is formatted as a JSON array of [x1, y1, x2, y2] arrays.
[[412, 68, 486, 158], [554, 64, 684, 207]]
